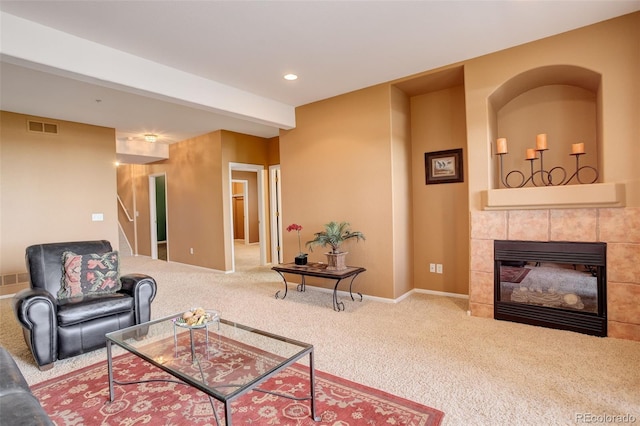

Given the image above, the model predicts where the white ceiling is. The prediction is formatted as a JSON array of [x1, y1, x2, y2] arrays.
[[1, 1, 639, 155]]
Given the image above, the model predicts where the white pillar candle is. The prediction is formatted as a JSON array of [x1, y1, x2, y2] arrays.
[[536, 134, 548, 150], [526, 148, 537, 160], [496, 138, 508, 154], [571, 143, 585, 154]]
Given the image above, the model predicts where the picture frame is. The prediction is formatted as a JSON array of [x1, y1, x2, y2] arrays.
[[425, 148, 464, 184]]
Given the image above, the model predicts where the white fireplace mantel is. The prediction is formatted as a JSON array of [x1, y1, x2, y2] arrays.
[[482, 182, 625, 210]]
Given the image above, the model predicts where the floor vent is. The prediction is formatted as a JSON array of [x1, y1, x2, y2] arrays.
[[27, 120, 58, 135], [2, 272, 29, 286]]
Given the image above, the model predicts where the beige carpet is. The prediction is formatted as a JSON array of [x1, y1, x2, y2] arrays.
[[1, 247, 639, 425]]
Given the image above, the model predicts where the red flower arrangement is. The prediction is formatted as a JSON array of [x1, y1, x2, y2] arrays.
[[286, 223, 304, 255]]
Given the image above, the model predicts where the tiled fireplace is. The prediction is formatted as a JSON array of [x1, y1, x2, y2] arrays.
[[469, 207, 640, 341]]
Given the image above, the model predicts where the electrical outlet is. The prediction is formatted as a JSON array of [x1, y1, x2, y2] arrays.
[[436, 264, 443, 274], [190, 248, 194, 255], [429, 263, 436, 273]]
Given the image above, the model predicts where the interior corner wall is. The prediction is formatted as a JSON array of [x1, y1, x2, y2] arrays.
[[0, 110, 118, 278], [279, 84, 396, 299], [390, 86, 414, 298], [410, 86, 470, 295]]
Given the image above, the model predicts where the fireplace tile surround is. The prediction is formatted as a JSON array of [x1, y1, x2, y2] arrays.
[[469, 207, 640, 341]]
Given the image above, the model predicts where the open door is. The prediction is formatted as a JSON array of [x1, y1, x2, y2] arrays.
[[269, 165, 283, 264]]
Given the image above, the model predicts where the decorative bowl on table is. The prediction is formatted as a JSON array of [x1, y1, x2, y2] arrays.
[[174, 308, 220, 329]]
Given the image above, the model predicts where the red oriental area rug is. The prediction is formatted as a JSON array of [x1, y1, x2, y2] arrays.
[[31, 338, 444, 426]]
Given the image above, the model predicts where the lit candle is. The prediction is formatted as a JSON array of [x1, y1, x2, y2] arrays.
[[526, 148, 537, 160], [571, 142, 585, 154], [496, 138, 508, 154], [536, 134, 548, 150]]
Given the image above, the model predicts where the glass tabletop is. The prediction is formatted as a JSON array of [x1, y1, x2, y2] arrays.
[[106, 312, 313, 402]]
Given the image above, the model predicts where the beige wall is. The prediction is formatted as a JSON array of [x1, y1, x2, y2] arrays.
[[279, 84, 397, 298], [0, 111, 118, 293]]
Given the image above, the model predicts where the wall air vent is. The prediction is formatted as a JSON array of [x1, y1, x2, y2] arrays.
[[27, 120, 58, 135]]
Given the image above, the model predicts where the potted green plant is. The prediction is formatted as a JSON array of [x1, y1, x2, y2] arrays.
[[306, 221, 365, 270]]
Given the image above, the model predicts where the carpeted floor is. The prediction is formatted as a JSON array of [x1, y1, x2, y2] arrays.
[[1, 246, 639, 425]]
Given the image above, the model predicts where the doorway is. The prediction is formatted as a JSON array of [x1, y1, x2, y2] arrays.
[[149, 173, 168, 261], [228, 163, 266, 272]]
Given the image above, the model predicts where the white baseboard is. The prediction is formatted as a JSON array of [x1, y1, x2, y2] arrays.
[[292, 282, 469, 304]]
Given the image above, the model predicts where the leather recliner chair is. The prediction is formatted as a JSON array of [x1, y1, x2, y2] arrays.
[[12, 240, 157, 370]]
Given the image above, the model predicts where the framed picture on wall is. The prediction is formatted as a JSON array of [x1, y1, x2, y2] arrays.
[[425, 148, 464, 184]]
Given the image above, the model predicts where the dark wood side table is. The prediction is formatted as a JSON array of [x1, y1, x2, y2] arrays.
[[272, 262, 366, 311]]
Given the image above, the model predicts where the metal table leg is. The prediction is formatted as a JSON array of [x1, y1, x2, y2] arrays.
[[332, 278, 345, 311], [309, 349, 320, 421], [225, 400, 233, 425], [349, 273, 364, 302], [107, 340, 115, 402], [274, 270, 289, 299], [297, 275, 306, 292]]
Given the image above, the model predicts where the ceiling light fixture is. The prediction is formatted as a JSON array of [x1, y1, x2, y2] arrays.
[[284, 73, 298, 81], [144, 134, 158, 143]]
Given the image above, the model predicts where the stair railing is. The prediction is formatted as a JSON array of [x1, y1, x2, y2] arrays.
[[117, 195, 134, 222]]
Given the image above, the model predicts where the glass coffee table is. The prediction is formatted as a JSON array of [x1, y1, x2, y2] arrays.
[[105, 312, 319, 425]]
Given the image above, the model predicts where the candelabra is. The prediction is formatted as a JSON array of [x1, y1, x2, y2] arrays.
[[495, 136, 599, 188]]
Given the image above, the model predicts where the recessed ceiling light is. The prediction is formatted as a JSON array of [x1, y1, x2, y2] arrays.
[[284, 73, 298, 81]]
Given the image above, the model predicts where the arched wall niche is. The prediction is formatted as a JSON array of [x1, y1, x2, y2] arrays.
[[488, 65, 602, 190]]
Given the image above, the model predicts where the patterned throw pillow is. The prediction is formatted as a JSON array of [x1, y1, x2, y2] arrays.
[[58, 251, 121, 300]]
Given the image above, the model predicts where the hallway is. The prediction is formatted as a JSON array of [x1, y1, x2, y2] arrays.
[[234, 242, 261, 272]]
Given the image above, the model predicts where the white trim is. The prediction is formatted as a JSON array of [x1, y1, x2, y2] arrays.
[[269, 165, 283, 264], [149, 176, 158, 259], [286, 283, 469, 303], [412, 288, 469, 299]]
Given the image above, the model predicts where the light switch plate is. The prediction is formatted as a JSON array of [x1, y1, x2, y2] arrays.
[[91, 213, 104, 221]]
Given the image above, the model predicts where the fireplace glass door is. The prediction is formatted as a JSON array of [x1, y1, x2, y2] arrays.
[[499, 262, 598, 313], [494, 240, 607, 336]]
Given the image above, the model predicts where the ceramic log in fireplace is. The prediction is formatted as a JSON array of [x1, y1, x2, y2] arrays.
[[494, 240, 607, 337]]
